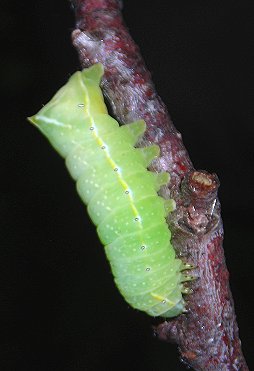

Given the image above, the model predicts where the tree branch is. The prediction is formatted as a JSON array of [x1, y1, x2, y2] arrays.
[[69, 1, 249, 369]]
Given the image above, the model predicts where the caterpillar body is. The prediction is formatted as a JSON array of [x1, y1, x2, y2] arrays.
[[28, 64, 186, 317]]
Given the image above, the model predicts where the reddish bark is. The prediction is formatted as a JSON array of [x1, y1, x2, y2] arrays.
[[70, 1, 249, 369]]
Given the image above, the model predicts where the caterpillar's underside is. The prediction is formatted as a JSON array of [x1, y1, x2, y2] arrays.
[[28, 63, 188, 317]]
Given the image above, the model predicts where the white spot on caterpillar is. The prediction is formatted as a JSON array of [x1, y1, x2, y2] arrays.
[[78, 103, 85, 107]]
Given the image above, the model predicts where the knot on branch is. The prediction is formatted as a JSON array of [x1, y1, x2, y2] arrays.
[[72, 29, 103, 63], [178, 170, 220, 235]]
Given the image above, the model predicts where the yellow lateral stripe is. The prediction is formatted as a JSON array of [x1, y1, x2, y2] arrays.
[[151, 292, 175, 306], [81, 76, 143, 232]]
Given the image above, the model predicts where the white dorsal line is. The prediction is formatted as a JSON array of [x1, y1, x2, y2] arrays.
[[78, 73, 143, 227], [36, 115, 72, 129]]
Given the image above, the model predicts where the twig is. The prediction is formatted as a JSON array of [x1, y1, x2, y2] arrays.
[[69, 1, 249, 369]]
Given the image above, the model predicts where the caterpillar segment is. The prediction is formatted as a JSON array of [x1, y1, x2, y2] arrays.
[[28, 63, 189, 318], [120, 120, 146, 145]]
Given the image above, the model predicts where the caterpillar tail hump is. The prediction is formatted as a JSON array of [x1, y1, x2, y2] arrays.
[[28, 63, 190, 318]]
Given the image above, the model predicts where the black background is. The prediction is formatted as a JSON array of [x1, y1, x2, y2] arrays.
[[1, 1, 253, 370]]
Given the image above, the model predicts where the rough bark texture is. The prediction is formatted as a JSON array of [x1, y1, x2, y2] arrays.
[[69, 1, 249, 369]]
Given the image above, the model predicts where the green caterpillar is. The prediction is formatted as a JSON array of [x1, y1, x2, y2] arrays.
[[28, 63, 187, 317]]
